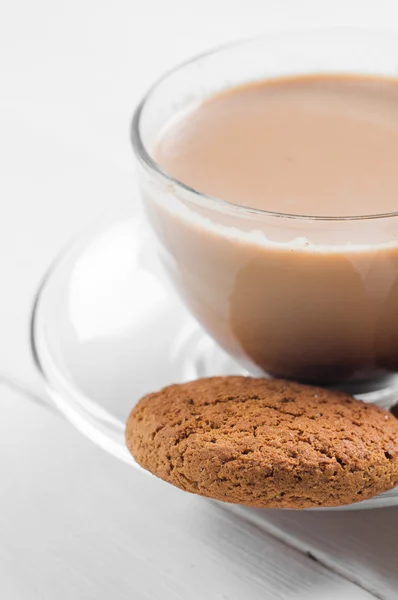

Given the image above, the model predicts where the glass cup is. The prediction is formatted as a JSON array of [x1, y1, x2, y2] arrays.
[[131, 29, 398, 400]]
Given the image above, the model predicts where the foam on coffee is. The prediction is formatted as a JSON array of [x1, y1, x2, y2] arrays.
[[155, 74, 398, 218]]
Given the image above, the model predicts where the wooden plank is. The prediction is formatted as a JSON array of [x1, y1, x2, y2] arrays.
[[225, 504, 398, 600], [0, 386, 374, 600]]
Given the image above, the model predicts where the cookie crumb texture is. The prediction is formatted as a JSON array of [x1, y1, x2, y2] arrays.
[[126, 377, 398, 508]]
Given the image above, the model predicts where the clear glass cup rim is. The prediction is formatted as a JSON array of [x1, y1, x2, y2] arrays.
[[131, 27, 398, 223]]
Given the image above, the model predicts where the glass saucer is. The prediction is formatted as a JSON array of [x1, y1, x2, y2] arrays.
[[30, 212, 398, 509]]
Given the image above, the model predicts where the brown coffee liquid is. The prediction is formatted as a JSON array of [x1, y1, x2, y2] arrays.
[[156, 75, 398, 217], [148, 75, 398, 386]]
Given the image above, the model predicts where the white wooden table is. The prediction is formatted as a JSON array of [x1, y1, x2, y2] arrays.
[[1, 2, 398, 598]]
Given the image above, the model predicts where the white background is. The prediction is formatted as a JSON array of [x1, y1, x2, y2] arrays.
[[1, 1, 398, 598]]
